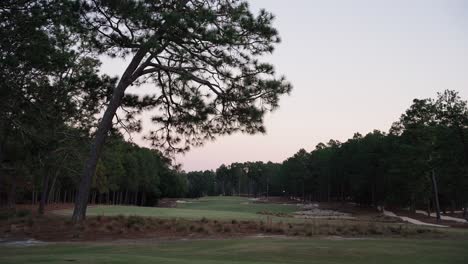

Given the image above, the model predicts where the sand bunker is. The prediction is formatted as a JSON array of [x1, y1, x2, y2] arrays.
[[0, 239, 49, 247], [294, 204, 355, 219]]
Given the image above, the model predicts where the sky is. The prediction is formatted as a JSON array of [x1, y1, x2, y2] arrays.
[[100, 0, 468, 172]]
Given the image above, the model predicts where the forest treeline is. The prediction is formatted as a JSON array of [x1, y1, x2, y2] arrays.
[[187, 90, 468, 216], [2, 66, 467, 214]]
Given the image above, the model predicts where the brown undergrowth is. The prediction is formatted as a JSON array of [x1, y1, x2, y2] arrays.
[[0, 211, 451, 242]]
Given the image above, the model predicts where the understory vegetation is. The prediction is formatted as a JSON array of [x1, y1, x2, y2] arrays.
[[0, 213, 447, 241]]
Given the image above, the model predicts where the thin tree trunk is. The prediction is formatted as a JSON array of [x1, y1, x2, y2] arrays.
[[427, 199, 431, 217], [38, 172, 50, 215], [141, 192, 146, 206], [431, 169, 441, 222], [7, 175, 16, 210], [0, 128, 10, 198], [134, 190, 138, 206], [463, 202, 467, 219], [92, 191, 97, 204], [47, 170, 59, 204], [56, 189, 61, 204]]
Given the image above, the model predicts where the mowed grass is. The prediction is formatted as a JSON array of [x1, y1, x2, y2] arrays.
[[55, 196, 299, 222], [1, 238, 468, 264]]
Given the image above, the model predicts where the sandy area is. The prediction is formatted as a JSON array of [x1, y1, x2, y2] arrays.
[[383, 210, 448, 228]]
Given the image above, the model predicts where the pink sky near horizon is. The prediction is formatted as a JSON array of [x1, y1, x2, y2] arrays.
[[100, 0, 468, 171]]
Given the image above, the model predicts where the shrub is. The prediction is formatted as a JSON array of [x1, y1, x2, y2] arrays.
[[116, 214, 126, 222], [0, 211, 15, 220], [16, 209, 31, 218], [223, 225, 231, 233], [105, 223, 114, 231], [175, 222, 188, 232], [26, 216, 34, 227], [126, 216, 145, 228]]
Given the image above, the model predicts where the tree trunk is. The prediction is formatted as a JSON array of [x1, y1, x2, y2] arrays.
[[0, 129, 10, 198], [427, 199, 431, 217], [141, 192, 146, 206], [55, 189, 62, 203], [71, 48, 149, 222], [38, 172, 50, 215], [463, 202, 467, 219], [92, 191, 97, 204], [47, 170, 59, 204], [7, 175, 16, 210], [431, 169, 441, 222]]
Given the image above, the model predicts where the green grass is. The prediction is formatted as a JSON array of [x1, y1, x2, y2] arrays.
[[55, 196, 299, 222], [1, 238, 467, 264]]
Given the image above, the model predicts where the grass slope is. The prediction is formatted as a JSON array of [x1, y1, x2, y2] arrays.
[[1, 238, 467, 264]]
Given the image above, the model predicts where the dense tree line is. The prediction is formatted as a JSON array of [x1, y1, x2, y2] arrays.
[[190, 91, 467, 217], [0, 128, 188, 208]]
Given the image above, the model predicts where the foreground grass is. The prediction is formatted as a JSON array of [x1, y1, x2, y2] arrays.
[[1, 238, 467, 264], [55, 197, 298, 222]]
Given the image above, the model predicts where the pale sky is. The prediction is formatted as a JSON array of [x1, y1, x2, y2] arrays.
[[101, 0, 468, 171]]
